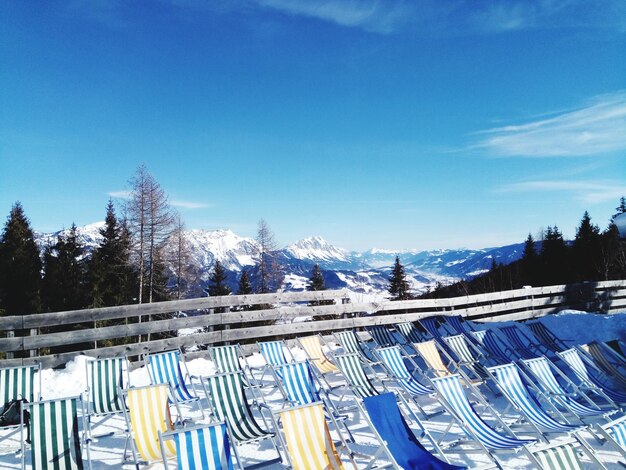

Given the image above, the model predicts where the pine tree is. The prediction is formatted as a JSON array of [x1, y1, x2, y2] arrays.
[[89, 201, 137, 308], [308, 264, 326, 291], [238, 270, 252, 295], [207, 259, 231, 297], [521, 233, 538, 285], [540, 226, 569, 285], [41, 224, 87, 312], [573, 211, 601, 281], [0, 202, 41, 316], [388, 256, 412, 301]]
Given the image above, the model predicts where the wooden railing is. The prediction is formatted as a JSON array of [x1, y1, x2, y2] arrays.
[[1, 280, 625, 368]]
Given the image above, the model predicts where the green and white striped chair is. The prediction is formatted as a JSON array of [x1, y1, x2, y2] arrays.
[[21, 396, 90, 470], [202, 371, 283, 467], [1, 364, 40, 408], [85, 357, 129, 438], [529, 440, 607, 470], [210, 344, 244, 374]]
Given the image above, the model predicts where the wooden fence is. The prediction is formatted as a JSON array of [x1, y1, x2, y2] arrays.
[[1, 280, 625, 368]]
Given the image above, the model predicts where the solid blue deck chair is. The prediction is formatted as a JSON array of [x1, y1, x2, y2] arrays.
[[521, 356, 605, 419], [159, 421, 243, 470], [557, 348, 626, 407], [366, 325, 397, 348], [499, 325, 542, 359], [527, 322, 570, 353], [488, 363, 580, 441], [145, 349, 204, 418], [395, 322, 424, 344], [362, 392, 465, 470], [432, 374, 535, 466]]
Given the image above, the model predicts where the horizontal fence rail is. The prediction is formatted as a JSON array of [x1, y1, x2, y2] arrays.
[[1, 280, 625, 368]]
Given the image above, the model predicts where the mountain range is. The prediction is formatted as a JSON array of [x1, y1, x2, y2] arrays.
[[37, 224, 527, 298]]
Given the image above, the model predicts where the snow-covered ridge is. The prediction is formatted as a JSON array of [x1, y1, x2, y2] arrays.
[[285, 236, 350, 262]]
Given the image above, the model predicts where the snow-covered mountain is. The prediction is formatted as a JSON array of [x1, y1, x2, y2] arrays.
[[36, 225, 527, 297]]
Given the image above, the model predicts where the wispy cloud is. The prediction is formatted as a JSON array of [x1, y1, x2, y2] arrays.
[[107, 190, 131, 199], [251, 0, 412, 33], [472, 91, 626, 157], [498, 179, 625, 204], [171, 200, 210, 209]]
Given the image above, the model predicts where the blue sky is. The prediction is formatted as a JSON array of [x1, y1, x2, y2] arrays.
[[1, 0, 625, 251]]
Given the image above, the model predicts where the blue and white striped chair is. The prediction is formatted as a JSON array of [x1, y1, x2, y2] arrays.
[[258, 340, 293, 385], [376, 345, 432, 397], [521, 356, 606, 419], [557, 347, 626, 408], [596, 414, 626, 461], [395, 321, 424, 344], [159, 422, 243, 470], [145, 349, 204, 418], [365, 325, 397, 348], [499, 325, 541, 359], [274, 360, 320, 406], [471, 329, 514, 365], [432, 374, 536, 466]]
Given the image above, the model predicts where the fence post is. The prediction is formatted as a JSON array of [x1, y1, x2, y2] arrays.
[[6, 330, 14, 359], [224, 306, 230, 345]]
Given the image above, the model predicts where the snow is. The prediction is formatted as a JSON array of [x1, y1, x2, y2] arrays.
[[285, 236, 350, 262], [4, 313, 625, 468]]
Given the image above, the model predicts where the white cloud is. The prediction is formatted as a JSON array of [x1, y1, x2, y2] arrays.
[[171, 200, 210, 209], [107, 190, 131, 199], [473, 91, 626, 157], [251, 0, 411, 33], [498, 180, 625, 204]]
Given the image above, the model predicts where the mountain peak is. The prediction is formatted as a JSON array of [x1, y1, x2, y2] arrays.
[[286, 236, 349, 263]]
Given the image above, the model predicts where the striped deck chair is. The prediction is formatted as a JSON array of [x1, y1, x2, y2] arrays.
[[274, 360, 321, 406], [471, 329, 513, 364], [334, 330, 377, 363], [521, 356, 605, 418], [334, 353, 380, 400], [365, 325, 396, 348], [376, 345, 433, 398], [596, 414, 626, 461], [21, 396, 90, 470], [278, 402, 356, 470], [413, 340, 453, 378], [297, 334, 338, 375], [145, 349, 203, 417], [159, 422, 243, 470], [527, 322, 569, 353], [210, 344, 243, 374], [395, 322, 424, 344], [487, 363, 579, 440], [258, 340, 292, 384], [1, 364, 40, 408], [443, 334, 490, 379], [85, 357, 128, 438], [202, 371, 282, 467], [499, 325, 541, 359], [121, 383, 177, 467], [581, 341, 626, 387], [432, 374, 535, 465], [530, 442, 583, 470], [557, 348, 626, 408], [360, 392, 463, 469]]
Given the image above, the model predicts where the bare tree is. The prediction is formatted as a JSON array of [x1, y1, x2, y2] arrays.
[[256, 219, 283, 293], [165, 212, 198, 299], [125, 164, 174, 303]]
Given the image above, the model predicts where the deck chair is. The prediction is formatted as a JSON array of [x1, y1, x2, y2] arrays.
[[395, 322, 424, 344], [413, 340, 454, 378], [159, 421, 243, 470], [498, 325, 542, 359], [1, 364, 40, 443], [21, 396, 90, 470], [258, 340, 293, 384], [85, 357, 128, 437], [596, 414, 626, 461], [557, 347, 626, 408], [443, 334, 491, 379], [521, 356, 605, 419], [487, 363, 581, 441], [334, 352, 381, 400], [210, 344, 244, 374], [202, 371, 282, 467], [581, 341, 626, 387], [277, 401, 357, 470], [334, 330, 378, 363], [121, 383, 178, 467], [470, 330, 514, 365], [528, 440, 597, 470], [527, 322, 570, 353], [360, 392, 464, 469], [366, 325, 397, 348], [446, 315, 475, 336], [432, 374, 536, 466], [144, 349, 204, 418], [297, 334, 338, 375]]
